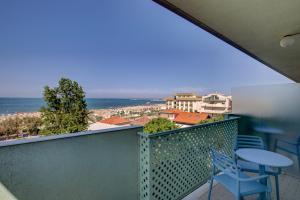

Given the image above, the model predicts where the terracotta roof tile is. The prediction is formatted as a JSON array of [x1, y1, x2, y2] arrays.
[[130, 116, 151, 126], [100, 116, 130, 125], [174, 112, 209, 125]]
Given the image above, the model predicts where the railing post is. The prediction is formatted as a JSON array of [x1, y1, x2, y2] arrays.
[[139, 134, 151, 200]]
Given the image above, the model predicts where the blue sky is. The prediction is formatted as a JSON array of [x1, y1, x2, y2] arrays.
[[0, 0, 292, 98]]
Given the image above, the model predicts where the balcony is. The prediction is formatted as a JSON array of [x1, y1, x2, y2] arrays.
[[0, 0, 298, 199], [201, 103, 226, 108], [0, 113, 299, 199], [184, 172, 300, 200], [0, 118, 238, 200]]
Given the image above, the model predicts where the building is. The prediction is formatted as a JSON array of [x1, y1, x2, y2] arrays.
[[100, 116, 130, 126], [88, 122, 121, 131], [88, 116, 131, 131], [165, 93, 232, 114], [130, 116, 151, 126], [165, 93, 202, 112], [200, 93, 232, 114], [173, 112, 210, 126], [159, 109, 183, 120], [160, 109, 210, 126]]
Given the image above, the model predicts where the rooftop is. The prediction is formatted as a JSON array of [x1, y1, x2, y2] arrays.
[[174, 112, 209, 125], [130, 116, 151, 126], [175, 93, 198, 96], [100, 116, 130, 125], [88, 122, 122, 130], [165, 97, 202, 101], [160, 109, 210, 124]]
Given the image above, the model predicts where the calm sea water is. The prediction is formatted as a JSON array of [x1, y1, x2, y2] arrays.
[[0, 98, 164, 115]]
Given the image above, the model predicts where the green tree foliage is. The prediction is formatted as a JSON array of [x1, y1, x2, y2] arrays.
[[0, 116, 42, 139], [144, 117, 178, 134], [21, 116, 42, 135], [198, 114, 225, 125], [0, 117, 22, 137], [197, 115, 225, 149], [40, 78, 89, 135]]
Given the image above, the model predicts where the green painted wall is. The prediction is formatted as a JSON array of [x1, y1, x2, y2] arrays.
[[0, 126, 142, 200]]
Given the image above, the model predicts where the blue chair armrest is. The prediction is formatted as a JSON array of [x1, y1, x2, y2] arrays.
[[223, 170, 268, 182], [237, 174, 269, 182]]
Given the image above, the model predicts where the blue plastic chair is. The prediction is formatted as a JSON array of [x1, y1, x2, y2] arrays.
[[235, 135, 281, 200], [208, 149, 269, 200], [275, 137, 300, 168], [235, 135, 265, 150]]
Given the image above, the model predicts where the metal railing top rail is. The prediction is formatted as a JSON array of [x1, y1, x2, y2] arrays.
[[138, 117, 239, 138], [0, 125, 142, 148]]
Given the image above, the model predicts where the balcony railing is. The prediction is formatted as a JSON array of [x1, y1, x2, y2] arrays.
[[0, 126, 143, 200], [139, 117, 239, 200], [0, 118, 238, 200]]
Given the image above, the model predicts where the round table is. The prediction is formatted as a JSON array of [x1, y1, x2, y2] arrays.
[[236, 148, 293, 200], [236, 148, 293, 167], [253, 126, 283, 135]]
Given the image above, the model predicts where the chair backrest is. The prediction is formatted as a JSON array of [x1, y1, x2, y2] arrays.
[[211, 149, 238, 177], [236, 135, 265, 150]]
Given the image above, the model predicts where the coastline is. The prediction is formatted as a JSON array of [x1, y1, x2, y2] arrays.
[[0, 97, 165, 116], [0, 103, 166, 121], [0, 103, 165, 141]]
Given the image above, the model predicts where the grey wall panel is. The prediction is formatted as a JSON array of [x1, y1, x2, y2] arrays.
[[0, 126, 142, 200], [232, 83, 300, 175]]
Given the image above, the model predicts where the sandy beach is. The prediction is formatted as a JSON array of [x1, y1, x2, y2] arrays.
[[0, 103, 166, 122]]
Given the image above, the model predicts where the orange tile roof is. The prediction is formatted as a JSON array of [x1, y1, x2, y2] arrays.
[[100, 116, 130, 125], [130, 116, 151, 126], [174, 112, 209, 125]]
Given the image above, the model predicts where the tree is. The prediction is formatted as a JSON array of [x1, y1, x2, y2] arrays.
[[144, 117, 178, 134], [21, 116, 42, 135], [40, 78, 89, 135], [198, 114, 225, 125], [0, 117, 22, 137], [0, 116, 42, 139]]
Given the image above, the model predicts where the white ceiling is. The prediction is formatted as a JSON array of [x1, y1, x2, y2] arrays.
[[154, 0, 300, 82]]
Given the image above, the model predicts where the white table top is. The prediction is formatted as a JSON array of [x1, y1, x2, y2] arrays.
[[253, 126, 283, 134], [236, 148, 293, 167]]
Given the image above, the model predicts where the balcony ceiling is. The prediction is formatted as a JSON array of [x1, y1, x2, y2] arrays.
[[154, 0, 300, 82]]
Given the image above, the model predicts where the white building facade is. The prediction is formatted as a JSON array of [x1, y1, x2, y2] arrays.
[[165, 93, 232, 114], [165, 93, 202, 112], [200, 93, 232, 114]]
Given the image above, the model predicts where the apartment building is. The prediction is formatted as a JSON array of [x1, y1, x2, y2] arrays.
[[165, 93, 232, 114], [200, 93, 232, 114], [165, 93, 202, 112]]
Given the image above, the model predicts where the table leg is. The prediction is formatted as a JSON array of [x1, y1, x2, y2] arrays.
[[259, 165, 268, 200]]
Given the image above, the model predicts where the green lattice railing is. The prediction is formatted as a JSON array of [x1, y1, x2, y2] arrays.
[[139, 117, 239, 200]]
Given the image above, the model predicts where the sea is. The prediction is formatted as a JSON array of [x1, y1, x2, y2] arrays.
[[0, 98, 165, 115]]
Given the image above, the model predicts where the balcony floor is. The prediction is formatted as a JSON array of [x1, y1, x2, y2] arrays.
[[184, 173, 300, 200]]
